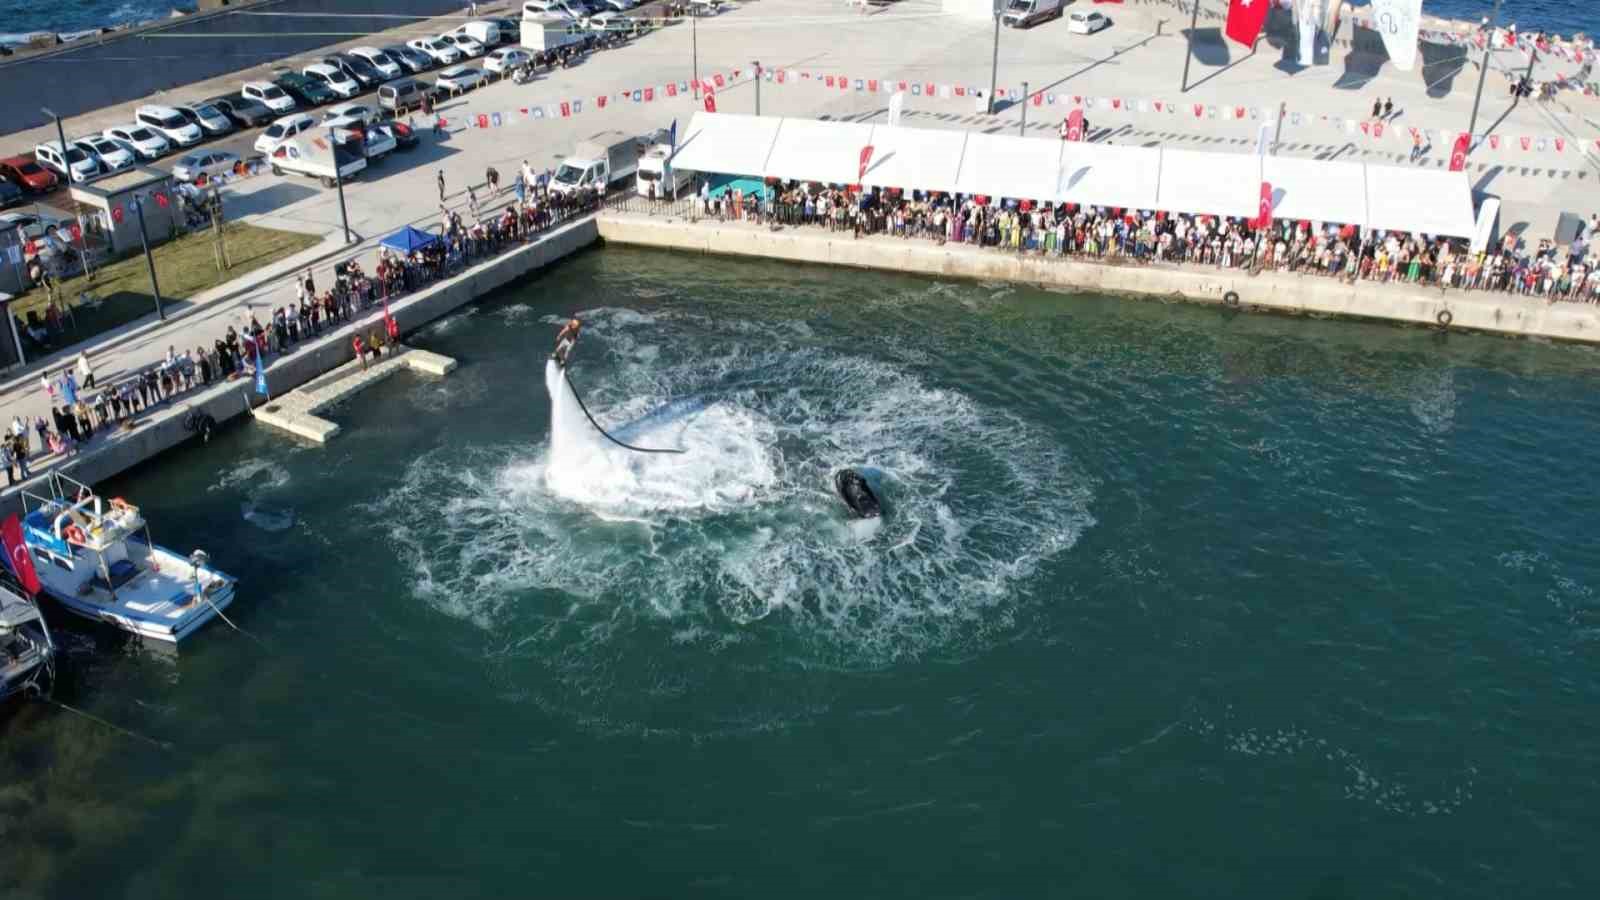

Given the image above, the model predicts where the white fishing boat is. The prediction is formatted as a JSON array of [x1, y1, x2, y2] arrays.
[[20, 473, 238, 644], [1, 582, 54, 703]]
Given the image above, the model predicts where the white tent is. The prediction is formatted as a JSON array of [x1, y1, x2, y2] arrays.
[[1156, 148, 1261, 218], [954, 133, 1062, 201], [1364, 165, 1477, 238], [764, 118, 877, 185], [1057, 142, 1161, 210], [860, 125, 968, 193], [668, 112, 782, 178], [1262, 156, 1368, 226]]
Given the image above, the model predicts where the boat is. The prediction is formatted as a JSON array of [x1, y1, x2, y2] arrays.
[[19, 473, 238, 644], [1, 581, 54, 703]]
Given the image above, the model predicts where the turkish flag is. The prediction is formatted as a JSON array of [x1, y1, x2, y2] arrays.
[[1519, 135, 1530, 151], [384, 300, 399, 340], [666, 83, 677, 98], [858, 144, 874, 182], [111, 206, 124, 224], [1066, 107, 1084, 142], [714, 73, 725, 88], [868, 79, 878, 92], [1194, 104, 1204, 117], [1, 515, 41, 596], [597, 95, 607, 108], [154, 191, 168, 208], [1372, 122, 1384, 138], [1255, 181, 1273, 228], [644, 87, 654, 102], [1225, 0, 1270, 48], [1448, 132, 1470, 171], [69, 222, 81, 242], [1556, 137, 1566, 152], [1032, 92, 1043, 107], [477, 114, 489, 129], [1489, 134, 1500, 150], [826, 75, 835, 87], [704, 91, 717, 113]]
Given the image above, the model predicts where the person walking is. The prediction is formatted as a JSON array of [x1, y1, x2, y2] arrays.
[[437, 169, 447, 203], [485, 165, 500, 194], [1371, 97, 1382, 119], [76, 350, 94, 389], [1383, 97, 1394, 119]]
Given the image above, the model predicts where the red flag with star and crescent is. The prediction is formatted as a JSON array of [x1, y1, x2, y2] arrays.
[[1255, 181, 1273, 228], [1225, 0, 1270, 48], [1449, 132, 1470, 171], [1, 515, 41, 596]]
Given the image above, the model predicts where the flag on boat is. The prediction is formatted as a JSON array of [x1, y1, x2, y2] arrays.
[[2, 514, 42, 596]]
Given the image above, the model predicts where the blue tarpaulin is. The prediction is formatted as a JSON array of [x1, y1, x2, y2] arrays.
[[379, 225, 441, 255]]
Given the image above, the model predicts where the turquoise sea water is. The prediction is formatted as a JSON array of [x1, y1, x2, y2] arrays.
[[3, 247, 1600, 898]]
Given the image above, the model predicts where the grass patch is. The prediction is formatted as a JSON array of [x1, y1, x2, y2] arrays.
[[13, 224, 321, 348]]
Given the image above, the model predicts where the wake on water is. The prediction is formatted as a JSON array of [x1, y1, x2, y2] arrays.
[[376, 308, 1095, 665]]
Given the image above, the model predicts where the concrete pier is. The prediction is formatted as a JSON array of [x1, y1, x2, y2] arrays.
[[595, 212, 1600, 345], [252, 346, 457, 444]]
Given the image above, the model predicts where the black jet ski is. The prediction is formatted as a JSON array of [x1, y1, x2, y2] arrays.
[[835, 468, 882, 519]]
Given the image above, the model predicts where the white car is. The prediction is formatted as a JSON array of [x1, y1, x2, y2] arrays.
[[173, 101, 235, 136], [1066, 10, 1110, 34], [134, 104, 203, 147], [72, 135, 135, 174], [483, 47, 531, 74], [599, 0, 637, 11], [438, 33, 485, 58], [321, 102, 383, 126], [347, 46, 402, 79], [103, 124, 171, 160], [302, 63, 361, 100], [172, 150, 240, 182], [254, 113, 317, 155], [242, 80, 298, 113], [33, 141, 101, 182], [434, 66, 488, 92], [408, 37, 462, 66]]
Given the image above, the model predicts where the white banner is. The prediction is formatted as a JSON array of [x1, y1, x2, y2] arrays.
[[1371, 0, 1423, 71], [888, 91, 905, 128]]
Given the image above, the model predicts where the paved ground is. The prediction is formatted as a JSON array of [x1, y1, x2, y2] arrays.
[[2, 0, 1599, 487]]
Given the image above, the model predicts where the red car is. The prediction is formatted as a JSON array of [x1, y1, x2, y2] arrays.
[[0, 155, 59, 192]]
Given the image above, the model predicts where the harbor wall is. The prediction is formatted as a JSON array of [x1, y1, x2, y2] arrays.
[[593, 214, 1600, 345], [0, 217, 598, 517], [0, 0, 467, 135]]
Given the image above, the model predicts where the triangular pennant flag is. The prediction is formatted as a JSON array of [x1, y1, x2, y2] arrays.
[[826, 75, 835, 87], [1194, 104, 1204, 117], [632, 89, 642, 102], [715, 73, 726, 88], [1234, 106, 1245, 119], [1537, 137, 1547, 151], [777, 70, 785, 83], [854, 79, 864, 91], [898, 80, 908, 91], [1520, 135, 1531, 150], [924, 82, 934, 96], [532, 107, 543, 119], [519, 106, 529, 115], [1154, 101, 1163, 112], [491, 112, 502, 127], [644, 87, 654, 102], [1032, 92, 1042, 107], [1373, 122, 1383, 138], [868, 79, 878, 92], [666, 83, 677, 97], [912, 82, 921, 95], [1047, 93, 1056, 105], [560, 101, 571, 118], [955, 85, 965, 97], [679, 81, 689, 93], [596, 95, 606, 108], [476, 114, 488, 129], [1555, 137, 1566, 152], [573, 100, 582, 114]]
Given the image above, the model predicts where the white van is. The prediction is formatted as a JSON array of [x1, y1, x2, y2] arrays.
[[635, 146, 691, 199], [134, 104, 204, 147], [452, 20, 502, 47], [33, 141, 101, 183], [1002, 0, 1063, 28], [1067, 9, 1110, 34]]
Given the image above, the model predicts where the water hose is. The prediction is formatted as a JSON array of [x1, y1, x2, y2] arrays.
[[561, 368, 685, 455]]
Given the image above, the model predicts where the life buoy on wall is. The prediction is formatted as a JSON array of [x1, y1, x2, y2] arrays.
[[1437, 309, 1454, 327], [64, 525, 87, 544], [1223, 291, 1241, 306]]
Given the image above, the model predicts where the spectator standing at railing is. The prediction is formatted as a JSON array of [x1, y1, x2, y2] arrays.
[[76, 351, 94, 389]]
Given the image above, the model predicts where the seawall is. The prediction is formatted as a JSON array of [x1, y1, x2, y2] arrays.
[[0, 217, 598, 517], [594, 213, 1600, 345]]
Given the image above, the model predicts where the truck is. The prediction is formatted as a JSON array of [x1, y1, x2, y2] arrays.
[[520, 13, 583, 53], [268, 134, 367, 188], [635, 144, 692, 199], [1001, 0, 1064, 29], [550, 129, 653, 198]]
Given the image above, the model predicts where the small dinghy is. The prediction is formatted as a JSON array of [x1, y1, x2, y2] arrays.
[[834, 468, 882, 519]]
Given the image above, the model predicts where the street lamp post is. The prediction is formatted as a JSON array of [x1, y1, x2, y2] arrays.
[[130, 195, 164, 321], [754, 60, 761, 116], [330, 128, 352, 244], [1466, 0, 1505, 146], [40, 107, 71, 189], [692, 13, 699, 93], [1179, 0, 1202, 93], [987, 11, 1001, 114], [1020, 80, 1029, 136]]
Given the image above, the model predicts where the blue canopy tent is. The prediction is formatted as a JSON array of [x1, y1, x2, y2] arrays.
[[380, 225, 441, 255]]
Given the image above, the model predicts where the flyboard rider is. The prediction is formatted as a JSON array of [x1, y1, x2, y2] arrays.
[[552, 317, 582, 367]]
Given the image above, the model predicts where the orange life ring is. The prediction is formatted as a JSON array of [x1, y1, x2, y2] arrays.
[[64, 525, 87, 544], [110, 497, 130, 510]]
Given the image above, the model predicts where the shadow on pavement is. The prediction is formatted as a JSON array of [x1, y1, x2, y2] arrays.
[[223, 182, 321, 219], [1420, 40, 1468, 97], [1334, 24, 1389, 90]]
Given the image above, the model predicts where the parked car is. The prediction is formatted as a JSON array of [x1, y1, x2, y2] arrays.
[[438, 33, 485, 58], [0, 211, 68, 242], [0, 179, 23, 209], [72, 135, 135, 174], [274, 70, 338, 107], [102, 124, 171, 160], [407, 37, 461, 66], [377, 77, 435, 113], [34, 141, 101, 182], [327, 54, 382, 88], [1066, 10, 1110, 34], [451, 20, 502, 47], [134, 104, 204, 147], [483, 47, 531, 74], [303, 63, 361, 99], [384, 43, 434, 73], [321, 102, 383, 126], [253, 112, 317, 155], [434, 65, 487, 92], [388, 119, 420, 151], [584, 12, 626, 32], [348, 46, 403, 79], [0, 155, 59, 192], [242, 80, 298, 113], [172, 150, 241, 182], [173, 100, 236, 136], [205, 94, 275, 128]]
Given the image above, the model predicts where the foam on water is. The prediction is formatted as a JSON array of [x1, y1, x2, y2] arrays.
[[376, 308, 1095, 665]]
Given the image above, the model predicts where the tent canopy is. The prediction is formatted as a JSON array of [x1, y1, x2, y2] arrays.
[[1158, 149, 1261, 218], [860, 125, 967, 193], [1263, 156, 1367, 225], [669, 112, 782, 179], [765, 118, 876, 185], [380, 225, 440, 254], [955, 133, 1061, 201], [1058, 142, 1160, 210], [1364, 166, 1477, 238]]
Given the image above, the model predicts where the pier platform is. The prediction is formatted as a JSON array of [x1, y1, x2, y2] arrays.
[[252, 346, 457, 444]]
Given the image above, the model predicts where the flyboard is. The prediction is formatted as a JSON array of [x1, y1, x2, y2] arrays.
[[551, 320, 685, 455]]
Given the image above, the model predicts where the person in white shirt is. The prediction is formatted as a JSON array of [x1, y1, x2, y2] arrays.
[[77, 351, 94, 389]]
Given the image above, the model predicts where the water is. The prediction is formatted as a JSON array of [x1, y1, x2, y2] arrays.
[[4, 247, 1600, 897]]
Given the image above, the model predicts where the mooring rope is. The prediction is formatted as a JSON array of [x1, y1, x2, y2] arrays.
[[561, 368, 686, 455], [45, 698, 174, 751]]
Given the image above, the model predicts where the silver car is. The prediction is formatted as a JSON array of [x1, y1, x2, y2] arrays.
[[172, 150, 240, 182]]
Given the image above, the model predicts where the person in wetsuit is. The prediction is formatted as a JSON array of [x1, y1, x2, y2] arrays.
[[552, 317, 582, 367]]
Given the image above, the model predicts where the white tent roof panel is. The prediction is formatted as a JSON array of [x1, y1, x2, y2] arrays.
[[859, 125, 968, 193], [1364, 165, 1476, 238], [1057, 142, 1160, 210], [954, 133, 1062, 201], [668, 112, 782, 178], [764, 118, 877, 185], [1262, 156, 1368, 225], [1157, 148, 1260, 218]]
